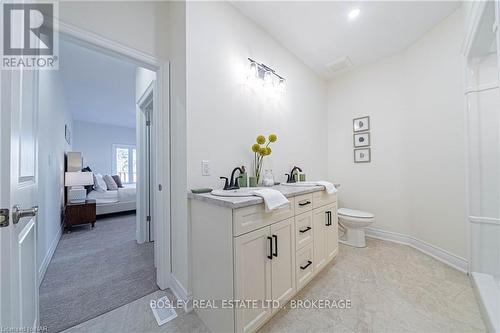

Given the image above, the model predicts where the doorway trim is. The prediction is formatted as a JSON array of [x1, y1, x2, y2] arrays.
[[137, 81, 154, 245], [56, 20, 171, 289]]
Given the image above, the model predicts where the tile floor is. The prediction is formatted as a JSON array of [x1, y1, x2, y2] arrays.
[[63, 238, 485, 333]]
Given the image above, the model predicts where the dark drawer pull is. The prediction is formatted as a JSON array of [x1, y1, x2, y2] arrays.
[[267, 236, 273, 260], [272, 235, 278, 257], [325, 211, 332, 226], [298, 201, 311, 207], [300, 260, 312, 270], [299, 226, 311, 233]]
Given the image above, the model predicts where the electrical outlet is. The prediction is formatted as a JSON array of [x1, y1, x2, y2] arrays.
[[201, 160, 211, 176]]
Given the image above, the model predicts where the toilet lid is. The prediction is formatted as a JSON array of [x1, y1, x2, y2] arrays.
[[338, 208, 374, 219]]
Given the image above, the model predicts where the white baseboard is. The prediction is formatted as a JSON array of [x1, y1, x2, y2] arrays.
[[38, 223, 62, 286], [169, 273, 192, 313], [365, 227, 468, 273]]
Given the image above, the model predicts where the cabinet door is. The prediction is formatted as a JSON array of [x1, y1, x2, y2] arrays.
[[325, 202, 338, 260], [234, 227, 272, 333], [270, 218, 296, 308], [312, 207, 328, 271]]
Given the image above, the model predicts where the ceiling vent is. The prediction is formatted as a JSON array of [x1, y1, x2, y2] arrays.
[[326, 56, 353, 75]]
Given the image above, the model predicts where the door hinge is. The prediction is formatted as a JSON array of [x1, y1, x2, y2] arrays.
[[146, 120, 151, 127], [146, 215, 151, 222], [0, 209, 9, 227]]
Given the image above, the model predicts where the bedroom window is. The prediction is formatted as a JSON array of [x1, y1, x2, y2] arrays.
[[112, 144, 137, 183]]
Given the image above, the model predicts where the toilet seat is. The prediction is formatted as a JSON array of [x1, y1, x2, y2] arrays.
[[338, 208, 374, 219]]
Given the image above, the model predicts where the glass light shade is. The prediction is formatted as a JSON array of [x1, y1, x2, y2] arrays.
[[65, 171, 93, 186], [247, 61, 258, 79], [263, 71, 273, 87], [277, 78, 286, 94]]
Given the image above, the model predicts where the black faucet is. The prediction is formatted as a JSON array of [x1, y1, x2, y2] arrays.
[[220, 166, 244, 190], [286, 166, 302, 183]]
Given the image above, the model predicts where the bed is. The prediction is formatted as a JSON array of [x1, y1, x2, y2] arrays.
[[87, 183, 136, 215]]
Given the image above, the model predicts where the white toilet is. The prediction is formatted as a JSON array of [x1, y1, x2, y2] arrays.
[[337, 208, 375, 248]]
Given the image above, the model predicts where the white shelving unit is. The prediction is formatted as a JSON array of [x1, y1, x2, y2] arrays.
[[463, 2, 500, 332]]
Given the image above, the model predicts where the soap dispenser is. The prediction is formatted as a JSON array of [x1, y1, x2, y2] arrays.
[[239, 166, 248, 187]]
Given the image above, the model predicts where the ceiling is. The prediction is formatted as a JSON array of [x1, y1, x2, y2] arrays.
[[231, 1, 461, 79], [59, 40, 138, 128]]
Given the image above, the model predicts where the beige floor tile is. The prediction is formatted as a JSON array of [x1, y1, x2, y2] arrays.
[[63, 239, 485, 333]]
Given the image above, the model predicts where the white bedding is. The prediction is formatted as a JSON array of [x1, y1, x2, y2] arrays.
[[87, 183, 136, 205]]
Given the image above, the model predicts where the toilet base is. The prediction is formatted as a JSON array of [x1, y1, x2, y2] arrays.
[[339, 228, 367, 248]]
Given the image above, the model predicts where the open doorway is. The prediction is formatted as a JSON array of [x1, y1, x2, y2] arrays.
[[36, 37, 161, 332]]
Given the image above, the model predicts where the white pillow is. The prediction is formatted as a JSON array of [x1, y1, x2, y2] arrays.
[[94, 173, 108, 192]]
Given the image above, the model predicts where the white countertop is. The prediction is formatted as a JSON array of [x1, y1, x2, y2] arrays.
[[187, 184, 327, 209]]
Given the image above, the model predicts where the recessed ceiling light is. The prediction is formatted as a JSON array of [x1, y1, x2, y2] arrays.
[[348, 8, 361, 20]]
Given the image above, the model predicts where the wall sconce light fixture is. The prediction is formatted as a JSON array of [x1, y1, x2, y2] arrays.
[[247, 58, 286, 94]]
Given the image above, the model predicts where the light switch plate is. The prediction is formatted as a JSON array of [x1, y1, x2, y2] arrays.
[[201, 160, 210, 176]]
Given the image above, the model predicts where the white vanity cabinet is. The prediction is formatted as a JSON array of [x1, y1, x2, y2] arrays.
[[234, 217, 295, 333], [312, 202, 338, 272], [190, 188, 338, 333]]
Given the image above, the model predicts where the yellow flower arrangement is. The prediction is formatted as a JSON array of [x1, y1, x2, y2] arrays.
[[251, 134, 278, 183]]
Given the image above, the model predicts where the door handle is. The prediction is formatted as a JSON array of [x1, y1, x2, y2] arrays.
[[272, 235, 278, 257], [300, 260, 312, 270], [299, 226, 311, 233], [325, 211, 332, 226], [12, 205, 38, 224], [267, 236, 273, 260]]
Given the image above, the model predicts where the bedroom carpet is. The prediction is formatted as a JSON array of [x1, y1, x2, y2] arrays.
[[39, 213, 158, 333]]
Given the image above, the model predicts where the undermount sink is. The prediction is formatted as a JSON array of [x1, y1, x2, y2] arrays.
[[211, 187, 262, 197], [281, 182, 320, 187]]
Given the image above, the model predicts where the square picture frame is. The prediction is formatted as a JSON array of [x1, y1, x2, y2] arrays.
[[354, 148, 371, 163], [353, 116, 370, 132], [353, 132, 370, 147]]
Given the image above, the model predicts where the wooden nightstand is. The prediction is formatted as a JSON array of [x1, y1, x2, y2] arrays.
[[64, 199, 96, 232]]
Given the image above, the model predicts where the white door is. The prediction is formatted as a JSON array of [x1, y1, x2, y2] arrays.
[[0, 67, 40, 329], [234, 227, 272, 333], [270, 217, 296, 308], [312, 206, 328, 271]]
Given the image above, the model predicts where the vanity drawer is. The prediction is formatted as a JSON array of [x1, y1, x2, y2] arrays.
[[312, 191, 337, 209], [233, 198, 294, 237], [295, 211, 313, 250], [296, 243, 314, 291], [294, 193, 313, 214]]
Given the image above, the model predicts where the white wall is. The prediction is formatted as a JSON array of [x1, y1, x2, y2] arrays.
[[59, 1, 169, 61], [327, 9, 467, 258], [72, 121, 136, 175], [37, 69, 73, 280], [187, 2, 328, 190]]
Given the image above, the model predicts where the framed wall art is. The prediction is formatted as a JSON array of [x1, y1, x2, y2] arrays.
[[354, 148, 371, 163], [353, 116, 370, 132], [353, 132, 370, 147]]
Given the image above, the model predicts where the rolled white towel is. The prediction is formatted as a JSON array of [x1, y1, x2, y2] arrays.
[[252, 188, 290, 212], [313, 181, 337, 194]]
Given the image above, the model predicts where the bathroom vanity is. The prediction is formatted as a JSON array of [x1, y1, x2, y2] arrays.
[[189, 185, 338, 333]]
